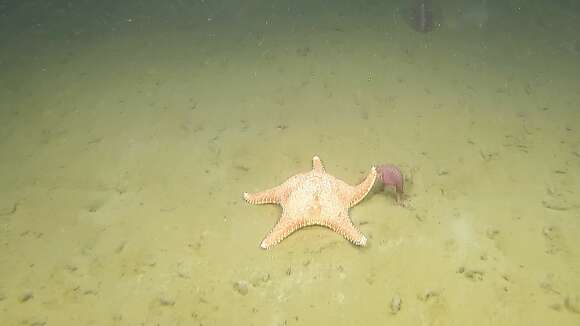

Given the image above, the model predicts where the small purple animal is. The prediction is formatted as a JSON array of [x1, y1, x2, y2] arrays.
[[376, 164, 405, 203]]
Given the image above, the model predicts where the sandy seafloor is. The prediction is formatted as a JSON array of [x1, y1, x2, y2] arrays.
[[1, 0, 580, 325]]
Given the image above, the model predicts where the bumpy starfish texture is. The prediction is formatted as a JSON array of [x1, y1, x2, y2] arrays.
[[243, 156, 377, 249]]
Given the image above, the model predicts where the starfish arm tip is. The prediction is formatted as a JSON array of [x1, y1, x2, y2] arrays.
[[312, 155, 325, 173], [242, 192, 251, 202], [358, 235, 368, 246]]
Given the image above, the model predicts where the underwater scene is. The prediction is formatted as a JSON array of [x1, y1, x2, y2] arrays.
[[0, 0, 579, 325]]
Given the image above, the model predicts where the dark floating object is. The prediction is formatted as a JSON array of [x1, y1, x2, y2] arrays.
[[409, 0, 436, 33], [376, 164, 405, 203]]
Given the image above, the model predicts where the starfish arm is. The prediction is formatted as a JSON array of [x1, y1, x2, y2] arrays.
[[260, 216, 308, 249], [345, 166, 378, 207], [323, 215, 368, 246], [312, 155, 325, 173], [243, 184, 287, 205]]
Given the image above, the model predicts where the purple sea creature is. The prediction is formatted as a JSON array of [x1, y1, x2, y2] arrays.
[[376, 164, 405, 203]]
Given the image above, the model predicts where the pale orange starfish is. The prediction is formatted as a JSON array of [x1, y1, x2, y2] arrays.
[[243, 156, 378, 249]]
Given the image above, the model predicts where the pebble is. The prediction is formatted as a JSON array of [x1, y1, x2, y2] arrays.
[[417, 290, 439, 302], [250, 272, 270, 287], [233, 280, 249, 296], [564, 295, 580, 314], [19, 291, 33, 303], [158, 297, 175, 306], [390, 294, 402, 314]]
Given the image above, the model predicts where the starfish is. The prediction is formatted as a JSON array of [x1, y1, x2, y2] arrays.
[[243, 156, 378, 249]]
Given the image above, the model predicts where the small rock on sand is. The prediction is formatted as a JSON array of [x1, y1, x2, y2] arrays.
[[233, 280, 250, 296], [390, 294, 402, 314]]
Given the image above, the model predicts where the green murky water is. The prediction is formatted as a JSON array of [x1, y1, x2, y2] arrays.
[[1, 0, 579, 325]]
